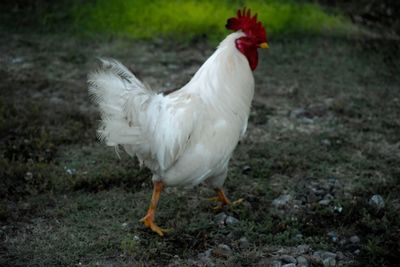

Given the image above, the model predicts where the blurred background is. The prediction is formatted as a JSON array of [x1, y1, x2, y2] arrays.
[[1, 1, 399, 266]]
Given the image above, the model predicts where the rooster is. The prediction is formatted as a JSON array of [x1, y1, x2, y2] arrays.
[[88, 8, 268, 236]]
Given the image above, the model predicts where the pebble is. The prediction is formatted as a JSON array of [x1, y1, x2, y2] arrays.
[[336, 251, 345, 260], [271, 261, 282, 267], [197, 249, 215, 267], [282, 264, 296, 267], [212, 244, 232, 258], [225, 215, 239, 225], [296, 255, 309, 267], [327, 231, 338, 242], [24, 172, 33, 181], [290, 108, 307, 119], [242, 165, 252, 174], [297, 244, 311, 254], [319, 194, 334, 206], [369, 194, 385, 209], [321, 139, 331, 146], [350, 235, 360, 244], [313, 250, 336, 265], [322, 257, 336, 267], [214, 213, 227, 225], [238, 237, 250, 249], [280, 255, 296, 264], [272, 194, 291, 208], [213, 213, 239, 225]]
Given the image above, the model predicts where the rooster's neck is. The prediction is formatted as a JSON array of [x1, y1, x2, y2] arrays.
[[184, 32, 255, 118]]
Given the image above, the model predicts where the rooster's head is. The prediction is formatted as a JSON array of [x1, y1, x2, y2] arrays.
[[226, 8, 268, 70]]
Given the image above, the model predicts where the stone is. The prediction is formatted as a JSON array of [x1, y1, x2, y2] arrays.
[[368, 194, 385, 209], [290, 108, 306, 119], [280, 255, 296, 264], [319, 193, 334, 205], [225, 216, 239, 225], [296, 244, 311, 254], [213, 213, 239, 225], [271, 261, 282, 267], [327, 231, 338, 242], [197, 249, 215, 267], [281, 264, 296, 267], [238, 237, 250, 249], [313, 251, 336, 265], [322, 257, 336, 267], [212, 244, 232, 258], [214, 212, 227, 225], [350, 235, 360, 244], [242, 165, 252, 174], [272, 194, 291, 208], [296, 256, 309, 267]]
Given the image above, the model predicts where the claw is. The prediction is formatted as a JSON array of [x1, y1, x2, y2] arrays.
[[209, 188, 244, 210], [231, 198, 244, 205], [140, 181, 171, 236], [140, 214, 171, 236]]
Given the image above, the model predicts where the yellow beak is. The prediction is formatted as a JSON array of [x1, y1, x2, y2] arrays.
[[259, 42, 269, 49]]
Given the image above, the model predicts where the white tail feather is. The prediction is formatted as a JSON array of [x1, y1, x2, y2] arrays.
[[88, 58, 153, 148]]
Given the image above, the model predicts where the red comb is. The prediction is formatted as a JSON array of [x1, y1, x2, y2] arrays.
[[226, 7, 267, 43]]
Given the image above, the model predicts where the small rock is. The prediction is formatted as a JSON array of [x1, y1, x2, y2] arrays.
[[198, 249, 215, 266], [333, 205, 343, 213], [321, 251, 337, 259], [238, 237, 250, 249], [212, 244, 232, 258], [321, 139, 331, 146], [280, 255, 296, 264], [271, 261, 282, 267], [282, 264, 296, 267], [272, 194, 291, 208], [296, 256, 309, 267], [319, 194, 334, 206], [294, 233, 303, 241], [369, 195, 385, 209], [290, 108, 307, 119], [214, 213, 227, 225], [242, 165, 252, 174], [327, 231, 338, 242], [319, 199, 331, 206], [213, 213, 239, 225], [24, 172, 33, 181], [313, 251, 336, 265], [225, 216, 239, 225], [336, 251, 345, 260], [300, 117, 315, 124], [339, 238, 347, 246], [350, 235, 360, 244], [11, 57, 24, 64], [322, 257, 336, 267], [296, 244, 310, 254]]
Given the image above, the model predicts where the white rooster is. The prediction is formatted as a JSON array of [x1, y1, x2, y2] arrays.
[[88, 8, 268, 236]]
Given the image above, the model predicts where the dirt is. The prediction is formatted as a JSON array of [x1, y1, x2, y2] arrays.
[[1, 26, 400, 266]]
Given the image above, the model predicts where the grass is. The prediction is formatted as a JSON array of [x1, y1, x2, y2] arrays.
[[69, 0, 352, 41], [1, 1, 400, 266]]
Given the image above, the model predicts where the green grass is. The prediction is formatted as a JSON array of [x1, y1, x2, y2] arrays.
[[69, 0, 351, 40]]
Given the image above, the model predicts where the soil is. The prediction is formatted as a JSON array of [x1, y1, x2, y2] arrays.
[[1, 17, 400, 267]]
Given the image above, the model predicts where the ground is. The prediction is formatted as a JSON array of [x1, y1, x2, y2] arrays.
[[1, 19, 400, 267]]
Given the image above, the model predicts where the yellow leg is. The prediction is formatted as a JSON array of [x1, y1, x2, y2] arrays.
[[215, 188, 231, 205], [209, 188, 243, 209], [140, 181, 169, 236]]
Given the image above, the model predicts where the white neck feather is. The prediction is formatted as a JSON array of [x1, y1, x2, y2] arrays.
[[184, 32, 255, 120]]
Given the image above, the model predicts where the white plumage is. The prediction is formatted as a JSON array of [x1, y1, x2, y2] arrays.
[[88, 32, 254, 188]]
